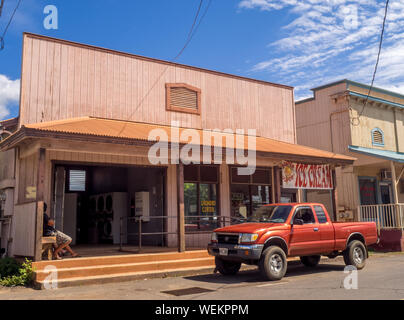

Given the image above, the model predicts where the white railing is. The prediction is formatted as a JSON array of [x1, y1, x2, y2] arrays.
[[359, 204, 404, 233]]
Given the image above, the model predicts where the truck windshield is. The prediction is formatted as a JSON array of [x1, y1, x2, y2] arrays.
[[248, 205, 293, 223]]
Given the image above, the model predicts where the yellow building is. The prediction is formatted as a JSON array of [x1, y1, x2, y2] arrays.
[[296, 80, 404, 250]]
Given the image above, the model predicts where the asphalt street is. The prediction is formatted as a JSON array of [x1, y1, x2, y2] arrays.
[[1, 252, 404, 300]]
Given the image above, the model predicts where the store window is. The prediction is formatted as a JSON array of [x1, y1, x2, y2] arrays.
[[184, 165, 219, 231], [230, 167, 272, 221], [359, 177, 377, 205]]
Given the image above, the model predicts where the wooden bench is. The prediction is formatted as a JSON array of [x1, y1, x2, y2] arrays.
[[41, 237, 57, 260]]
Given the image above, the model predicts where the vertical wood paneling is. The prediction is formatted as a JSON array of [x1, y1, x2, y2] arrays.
[[20, 35, 295, 143]]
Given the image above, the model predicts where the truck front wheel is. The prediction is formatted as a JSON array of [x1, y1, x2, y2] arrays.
[[343, 240, 367, 270], [300, 255, 321, 267], [215, 257, 241, 275], [259, 246, 287, 281]]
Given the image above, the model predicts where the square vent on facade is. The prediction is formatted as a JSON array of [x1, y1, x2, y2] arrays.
[[166, 83, 201, 115]]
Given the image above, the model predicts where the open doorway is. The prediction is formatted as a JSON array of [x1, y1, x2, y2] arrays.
[[52, 164, 166, 251]]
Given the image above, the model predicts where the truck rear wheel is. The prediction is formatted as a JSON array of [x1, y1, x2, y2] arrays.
[[259, 246, 287, 281], [215, 257, 241, 275], [300, 255, 321, 267], [343, 240, 367, 270]]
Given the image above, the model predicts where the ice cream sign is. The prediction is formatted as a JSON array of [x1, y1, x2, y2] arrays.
[[282, 161, 333, 190]]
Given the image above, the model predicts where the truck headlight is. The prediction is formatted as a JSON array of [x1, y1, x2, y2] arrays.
[[211, 232, 218, 242], [240, 233, 259, 243]]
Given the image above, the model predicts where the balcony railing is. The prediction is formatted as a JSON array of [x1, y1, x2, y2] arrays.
[[359, 204, 404, 233]]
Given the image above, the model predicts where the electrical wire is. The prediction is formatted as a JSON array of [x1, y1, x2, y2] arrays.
[[0, 0, 22, 51], [117, 0, 212, 136], [0, 0, 5, 17], [351, 0, 390, 126]]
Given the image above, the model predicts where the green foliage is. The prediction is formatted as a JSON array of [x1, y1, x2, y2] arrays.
[[0, 257, 20, 278], [0, 258, 34, 287]]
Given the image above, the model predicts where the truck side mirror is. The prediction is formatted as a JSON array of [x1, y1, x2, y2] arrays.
[[293, 218, 304, 226]]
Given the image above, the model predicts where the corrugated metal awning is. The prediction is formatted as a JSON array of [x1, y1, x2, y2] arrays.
[[0, 117, 355, 165]]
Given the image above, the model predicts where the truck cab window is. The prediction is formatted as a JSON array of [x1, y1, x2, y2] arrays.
[[314, 206, 328, 223], [294, 208, 315, 224]]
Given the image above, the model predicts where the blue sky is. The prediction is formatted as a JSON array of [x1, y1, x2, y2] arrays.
[[0, 0, 403, 120]]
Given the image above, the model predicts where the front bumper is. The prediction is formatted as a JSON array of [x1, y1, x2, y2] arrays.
[[207, 242, 264, 262]]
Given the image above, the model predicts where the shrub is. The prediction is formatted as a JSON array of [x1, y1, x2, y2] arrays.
[[0, 258, 34, 287], [0, 257, 20, 279]]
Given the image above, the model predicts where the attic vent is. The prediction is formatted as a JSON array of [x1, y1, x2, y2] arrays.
[[372, 128, 384, 146], [166, 83, 201, 115]]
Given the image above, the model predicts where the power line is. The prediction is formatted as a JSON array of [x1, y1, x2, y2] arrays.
[[0, 0, 5, 17], [351, 0, 389, 126], [117, 0, 212, 135], [0, 0, 22, 51], [173, 0, 204, 61], [174, 0, 212, 62]]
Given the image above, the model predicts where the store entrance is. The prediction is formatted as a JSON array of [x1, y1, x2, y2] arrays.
[[52, 164, 165, 248]]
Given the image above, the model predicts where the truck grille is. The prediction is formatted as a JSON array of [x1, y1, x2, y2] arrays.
[[217, 234, 239, 245]]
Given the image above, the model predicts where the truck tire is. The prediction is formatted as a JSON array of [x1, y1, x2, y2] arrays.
[[215, 257, 241, 275], [259, 246, 287, 281], [300, 255, 321, 267], [343, 240, 367, 270]]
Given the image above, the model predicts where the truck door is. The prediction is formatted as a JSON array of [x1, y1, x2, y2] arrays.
[[313, 205, 335, 253], [289, 206, 322, 256]]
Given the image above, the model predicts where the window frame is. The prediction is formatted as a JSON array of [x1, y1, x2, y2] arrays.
[[292, 206, 317, 225], [230, 166, 273, 218], [371, 128, 385, 147], [166, 83, 201, 115], [313, 205, 328, 224], [184, 165, 220, 231]]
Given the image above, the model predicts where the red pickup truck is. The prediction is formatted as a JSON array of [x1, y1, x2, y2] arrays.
[[207, 203, 378, 281]]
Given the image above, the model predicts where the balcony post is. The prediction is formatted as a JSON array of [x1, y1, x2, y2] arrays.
[[390, 161, 400, 228]]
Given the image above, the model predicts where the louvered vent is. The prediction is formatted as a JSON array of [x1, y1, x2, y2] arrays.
[[69, 170, 86, 192], [372, 129, 384, 146], [166, 84, 201, 114], [171, 87, 198, 110]]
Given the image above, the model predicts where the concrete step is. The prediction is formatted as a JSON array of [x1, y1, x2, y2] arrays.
[[34, 265, 221, 290], [34, 257, 215, 281], [33, 250, 211, 270]]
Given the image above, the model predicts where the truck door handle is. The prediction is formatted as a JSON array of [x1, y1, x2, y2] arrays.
[[314, 228, 319, 232]]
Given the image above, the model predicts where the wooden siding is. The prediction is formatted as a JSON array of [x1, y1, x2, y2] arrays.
[[296, 82, 349, 154], [18, 153, 38, 204], [350, 98, 402, 152], [0, 149, 15, 182], [19, 34, 295, 143], [11, 202, 37, 257]]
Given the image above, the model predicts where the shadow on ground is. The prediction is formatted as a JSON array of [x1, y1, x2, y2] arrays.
[[185, 260, 346, 285]]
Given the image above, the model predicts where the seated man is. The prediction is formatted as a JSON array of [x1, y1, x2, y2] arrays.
[[43, 203, 79, 260]]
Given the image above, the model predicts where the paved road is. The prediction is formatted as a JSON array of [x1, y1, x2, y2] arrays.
[[1, 252, 404, 300]]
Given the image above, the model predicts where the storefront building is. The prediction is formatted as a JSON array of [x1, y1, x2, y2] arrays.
[[0, 34, 353, 260], [296, 80, 404, 250]]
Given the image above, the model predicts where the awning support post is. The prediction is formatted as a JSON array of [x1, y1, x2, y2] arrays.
[[177, 163, 185, 252], [34, 148, 46, 262]]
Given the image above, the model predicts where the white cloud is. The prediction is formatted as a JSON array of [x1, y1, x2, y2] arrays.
[[0, 75, 20, 120], [239, 0, 404, 98]]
